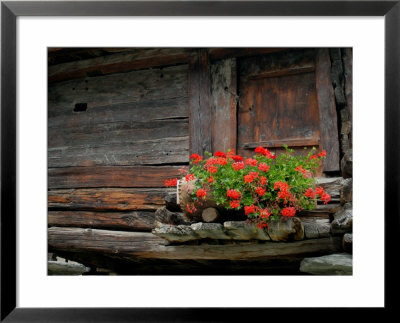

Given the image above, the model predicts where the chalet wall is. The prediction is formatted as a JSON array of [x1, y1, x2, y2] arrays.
[[48, 47, 351, 233], [48, 53, 189, 231]]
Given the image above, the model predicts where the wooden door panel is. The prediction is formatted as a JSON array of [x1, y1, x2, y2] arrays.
[[238, 50, 321, 158]]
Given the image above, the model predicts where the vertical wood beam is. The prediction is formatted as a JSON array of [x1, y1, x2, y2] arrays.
[[315, 49, 340, 172], [210, 58, 237, 153], [188, 49, 212, 156]]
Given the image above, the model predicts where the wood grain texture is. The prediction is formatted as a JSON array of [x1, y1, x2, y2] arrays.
[[48, 64, 188, 116], [48, 227, 342, 261], [48, 166, 183, 189], [48, 210, 156, 231], [188, 49, 212, 156], [48, 188, 174, 211], [242, 137, 319, 149], [48, 136, 189, 168], [209, 48, 286, 61], [315, 49, 340, 172], [238, 49, 320, 157], [48, 97, 188, 129], [49, 48, 192, 83], [48, 119, 188, 149], [210, 58, 237, 153]]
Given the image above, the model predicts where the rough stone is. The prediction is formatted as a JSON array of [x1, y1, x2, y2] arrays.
[[342, 233, 353, 254], [299, 253, 352, 275], [341, 149, 353, 178], [224, 221, 270, 240], [164, 192, 181, 212], [48, 261, 90, 275], [340, 178, 353, 205], [155, 206, 192, 225], [303, 221, 320, 239], [190, 222, 231, 240], [152, 224, 198, 243], [331, 203, 352, 235], [267, 217, 304, 241]]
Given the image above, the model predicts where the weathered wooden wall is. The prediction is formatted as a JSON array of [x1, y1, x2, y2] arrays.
[[48, 48, 349, 274], [48, 49, 190, 232]]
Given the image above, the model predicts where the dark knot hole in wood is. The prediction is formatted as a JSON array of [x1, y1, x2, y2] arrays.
[[74, 103, 88, 112]]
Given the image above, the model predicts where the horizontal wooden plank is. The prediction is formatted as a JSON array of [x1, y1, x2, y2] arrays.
[[48, 166, 183, 189], [48, 227, 342, 261], [48, 97, 188, 129], [48, 136, 189, 167], [48, 64, 188, 115], [242, 137, 320, 149], [48, 188, 174, 211], [48, 119, 188, 149], [49, 48, 193, 83], [239, 48, 316, 78], [48, 210, 156, 231], [245, 65, 315, 80], [209, 48, 286, 61]]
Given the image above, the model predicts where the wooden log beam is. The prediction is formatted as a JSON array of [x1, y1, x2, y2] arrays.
[[242, 137, 320, 149], [48, 227, 342, 261], [188, 49, 212, 156], [208, 48, 286, 61], [48, 48, 193, 83], [48, 166, 183, 189], [48, 210, 156, 231], [48, 136, 189, 168], [210, 58, 237, 153], [48, 188, 173, 211], [48, 64, 188, 113], [315, 49, 340, 172]]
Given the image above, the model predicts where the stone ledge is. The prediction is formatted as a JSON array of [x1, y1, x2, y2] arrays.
[[153, 218, 305, 243]]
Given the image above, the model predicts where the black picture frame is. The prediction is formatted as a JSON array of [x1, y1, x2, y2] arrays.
[[1, 1, 398, 321]]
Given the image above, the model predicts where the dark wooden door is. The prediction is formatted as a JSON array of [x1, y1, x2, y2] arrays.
[[236, 49, 339, 172]]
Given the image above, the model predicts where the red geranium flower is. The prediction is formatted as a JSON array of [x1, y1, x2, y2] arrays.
[[281, 207, 296, 217], [190, 153, 203, 164], [186, 203, 197, 214], [232, 161, 244, 171], [185, 173, 195, 182], [255, 146, 266, 155], [244, 205, 258, 215], [216, 157, 227, 165], [244, 174, 254, 183], [258, 163, 270, 172], [310, 154, 318, 160], [227, 189, 241, 200], [164, 178, 178, 187], [256, 187, 266, 196], [206, 165, 218, 174], [259, 208, 271, 219], [230, 200, 240, 208], [207, 176, 214, 183], [321, 193, 331, 204], [318, 150, 327, 157], [214, 151, 226, 158], [315, 186, 325, 196], [232, 155, 244, 162], [304, 187, 316, 199], [245, 158, 258, 166], [259, 176, 267, 185], [196, 188, 207, 199], [257, 222, 268, 229]]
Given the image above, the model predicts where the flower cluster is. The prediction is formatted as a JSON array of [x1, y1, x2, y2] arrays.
[[165, 146, 330, 228]]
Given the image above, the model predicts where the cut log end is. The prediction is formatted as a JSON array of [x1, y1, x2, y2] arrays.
[[202, 207, 221, 223]]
